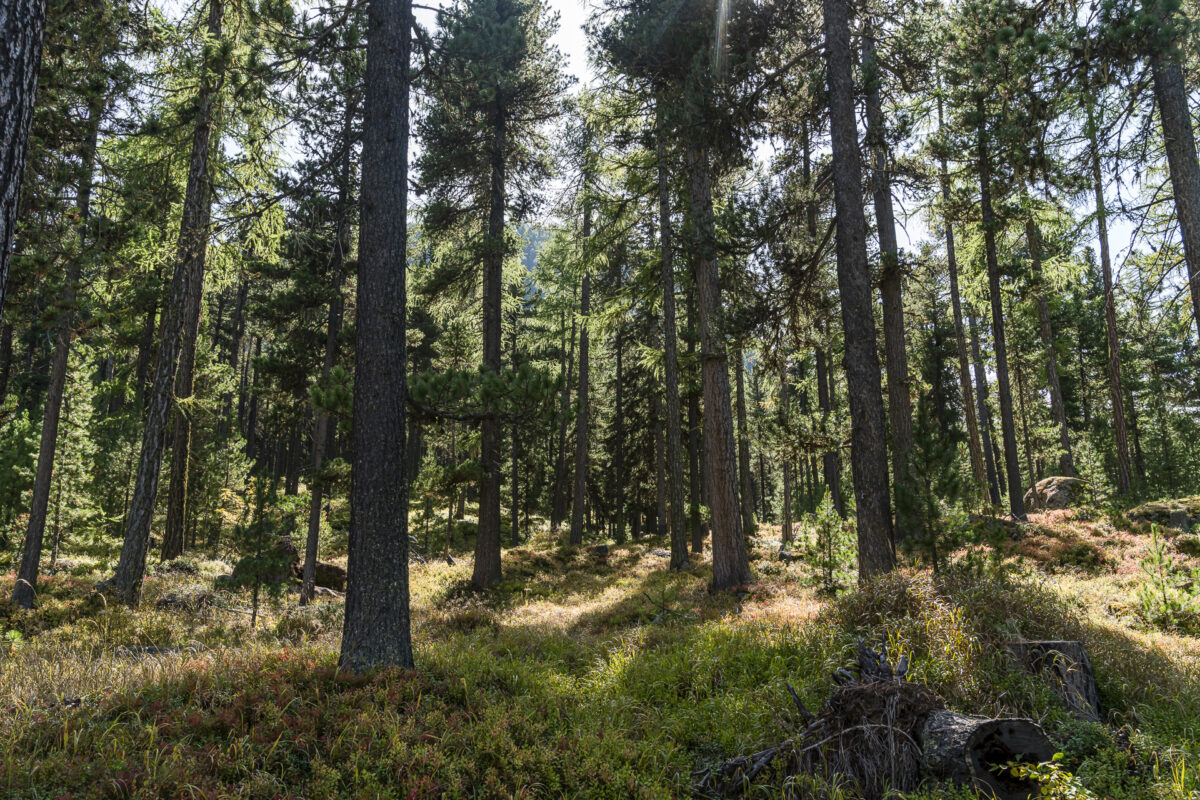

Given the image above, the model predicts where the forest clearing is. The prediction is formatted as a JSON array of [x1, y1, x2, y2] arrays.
[[2, 0, 1200, 796]]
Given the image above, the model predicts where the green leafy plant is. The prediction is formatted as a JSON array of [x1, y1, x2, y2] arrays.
[[1004, 753, 1098, 800]]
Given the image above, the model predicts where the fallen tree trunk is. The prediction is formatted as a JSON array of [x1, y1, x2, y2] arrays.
[[921, 709, 1054, 800], [696, 641, 1055, 800]]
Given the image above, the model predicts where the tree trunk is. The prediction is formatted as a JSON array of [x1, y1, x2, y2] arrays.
[[13, 93, 102, 609], [938, 95, 987, 499], [0, 0, 47, 323], [568, 198, 591, 547], [160, 240, 210, 559], [920, 710, 1054, 800], [301, 133, 350, 605], [780, 361, 793, 547], [1026, 219, 1074, 476], [823, 0, 895, 578], [552, 300, 575, 532], [1087, 103, 1132, 496], [1150, 54, 1200, 342], [863, 30, 913, 539], [654, 391, 667, 535], [976, 106, 1026, 521], [687, 142, 751, 590], [0, 323, 11, 400], [734, 343, 756, 538], [658, 96, 688, 568], [339, 0, 414, 672], [473, 107, 508, 587], [510, 311, 520, 546], [109, 0, 224, 605], [613, 313, 626, 543], [815, 341, 843, 516], [967, 310, 1002, 505], [687, 285, 703, 552]]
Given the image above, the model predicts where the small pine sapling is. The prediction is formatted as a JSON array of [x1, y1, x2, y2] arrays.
[[222, 481, 298, 628], [897, 389, 966, 573]]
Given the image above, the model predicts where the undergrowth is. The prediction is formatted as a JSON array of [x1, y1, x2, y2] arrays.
[[0, 509, 1196, 799]]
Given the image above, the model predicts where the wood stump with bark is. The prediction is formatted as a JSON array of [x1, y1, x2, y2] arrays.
[[921, 710, 1055, 799], [1007, 640, 1101, 722]]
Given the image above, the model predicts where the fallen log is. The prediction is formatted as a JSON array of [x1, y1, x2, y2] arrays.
[[696, 641, 1055, 800], [1006, 640, 1101, 722], [921, 709, 1055, 800]]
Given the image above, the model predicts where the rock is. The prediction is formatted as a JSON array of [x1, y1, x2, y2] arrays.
[[587, 544, 609, 560], [313, 586, 343, 598], [1128, 496, 1200, 528], [649, 548, 671, 558], [1023, 476, 1088, 511], [313, 561, 346, 592]]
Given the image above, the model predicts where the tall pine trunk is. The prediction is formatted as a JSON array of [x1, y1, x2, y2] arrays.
[[1026, 219, 1074, 476], [863, 31, 912, 538], [686, 285, 703, 552], [568, 200, 591, 547], [780, 361, 793, 547], [822, 0, 895, 578], [734, 343, 755, 537], [109, 0, 223, 605], [657, 96, 688, 568], [815, 342, 843, 516], [976, 104, 1026, 520], [1087, 101, 1132, 496], [339, 0, 414, 671], [0, 0, 47, 322], [301, 101, 352, 605], [473, 106, 507, 587], [13, 93, 102, 609], [937, 92, 987, 499], [1150, 54, 1200, 342], [687, 142, 751, 590]]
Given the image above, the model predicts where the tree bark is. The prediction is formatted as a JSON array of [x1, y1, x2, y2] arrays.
[[1087, 105, 1132, 495], [0, 0, 47, 323], [822, 0, 895, 578], [863, 30, 913, 538], [109, 0, 223, 605], [976, 106, 1026, 521], [686, 283, 703, 553], [302, 111, 351, 605], [1150, 54, 1200, 342], [734, 343, 756, 537], [937, 94, 987, 499], [509, 308, 520, 547], [568, 197, 591, 547], [815, 342, 843, 516], [13, 93, 102, 609], [687, 142, 751, 590], [920, 710, 1054, 800], [339, 0, 414, 672], [473, 105, 508, 586], [613, 306, 626, 543], [780, 361, 793, 547], [967, 309, 1002, 505], [0, 323, 11, 400], [658, 96, 688, 568], [1026, 219, 1074, 476]]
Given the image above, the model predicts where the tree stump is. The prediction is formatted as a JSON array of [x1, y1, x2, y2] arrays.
[[1006, 640, 1100, 722], [920, 709, 1055, 800]]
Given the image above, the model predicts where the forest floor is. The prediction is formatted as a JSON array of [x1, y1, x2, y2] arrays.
[[1, 507, 1198, 799]]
